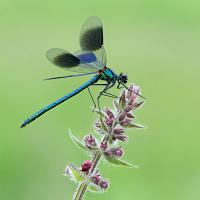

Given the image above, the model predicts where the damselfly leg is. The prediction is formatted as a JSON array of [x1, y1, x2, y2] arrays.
[[97, 82, 116, 111], [117, 82, 124, 89], [87, 87, 97, 111], [88, 83, 119, 111]]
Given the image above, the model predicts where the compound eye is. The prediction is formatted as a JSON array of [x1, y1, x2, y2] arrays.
[[123, 74, 127, 78], [122, 74, 128, 83]]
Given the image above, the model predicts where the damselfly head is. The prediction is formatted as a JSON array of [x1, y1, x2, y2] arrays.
[[118, 73, 128, 84]]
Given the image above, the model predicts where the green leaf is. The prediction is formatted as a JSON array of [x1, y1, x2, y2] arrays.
[[94, 110, 106, 118], [122, 123, 144, 129], [133, 101, 144, 109], [68, 130, 88, 151], [100, 117, 108, 132], [105, 156, 138, 168], [125, 124, 144, 128], [113, 100, 119, 110], [67, 163, 85, 182], [88, 183, 102, 193]]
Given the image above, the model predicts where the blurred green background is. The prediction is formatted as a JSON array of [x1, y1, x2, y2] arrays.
[[0, 0, 200, 199]]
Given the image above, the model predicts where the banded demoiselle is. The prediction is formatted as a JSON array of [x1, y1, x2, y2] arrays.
[[21, 16, 142, 128]]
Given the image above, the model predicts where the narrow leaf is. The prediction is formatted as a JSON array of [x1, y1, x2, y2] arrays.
[[123, 124, 144, 128], [105, 156, 138, 168], [68, 130, 88, 151], [119, 90, 126, 109], [94, 110, 106, 118], [113, 100, 119, 110], [66, 163, 85, 182], [100, 117, 108, 132], [133, 101, 144, 109], [88, 183, 102, 193]]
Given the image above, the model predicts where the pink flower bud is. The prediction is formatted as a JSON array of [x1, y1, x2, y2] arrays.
[[95, 121, 101, 128], [119, 118, 132, 126], [65, 167, 71, 175], [81, 160, 92, 172], [113, 134, 128, 142], [100, 142, 107, 151], [126, 112, 135, 118], [104, 147, 124, 158], [128, 84, 134, 91], [105, 108, 115, 119], [92, 174, 101, 185], [118, 113, 126, 121], [84, 135, 96, 147], [127, 85, 134, 98], [132, 86, 140, 95], [127, 85, 140, 103], [105, 117, 113, 127], [124, 118, 132, 124], [104, 149, 113, 157], [99, 180, 109, 190], [128, 98, 134, 106], [113, 128, 124, 135], [124, 106, 132, 113], [114, 147, 124, 157]]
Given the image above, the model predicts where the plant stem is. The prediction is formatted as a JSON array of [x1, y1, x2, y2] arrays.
[[73, 109, 122, 200], [73, 150, 101, 200]]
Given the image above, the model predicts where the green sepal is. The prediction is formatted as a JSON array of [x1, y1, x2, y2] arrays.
[[119, 90, 126, 109], [68, 130, 88, 151], [122, 124, 144, 129], [113, 100, 120, 110], [133, 101, 144, 109], [88, 183, 102, 193], [100, 117, 108, 132], [108, 136, 114, 144], [66, 163, 85, 183], [105, 156, 138, 168]]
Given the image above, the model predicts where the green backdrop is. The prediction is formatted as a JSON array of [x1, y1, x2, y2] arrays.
[[0, 0, 200, 200]]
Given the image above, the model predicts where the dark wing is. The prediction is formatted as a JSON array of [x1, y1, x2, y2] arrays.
[[79, 16, 106, 66], [46, 48, 100, 73]]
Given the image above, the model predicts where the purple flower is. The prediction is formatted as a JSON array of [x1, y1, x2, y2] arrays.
[[99, 180, 109, 190], [104, 149, 113, 157], [84, 134, 97, 149], [125, 112, 135, 118], [126, 85, 133, 98], [95, 120, 101, 128], [127, 85, 140, 106], [92, 174, 101, 185], [112, 134, 127, 142], [119, 118, 132, 126], [118, 113, 126, 121], [105, 108, 115, 119], [65, 167, 71, 175], [105, 117, 113, 127], [114, 147, 124, 157], [81, 160, 92, 172], [112, 128, 127, 142], [104, 147, 124, 158], [124, 106, 132, 113], [100, 142, 107, 151], [66, 83, 144, 198]]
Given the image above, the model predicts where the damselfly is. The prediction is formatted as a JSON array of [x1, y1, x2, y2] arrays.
[[21, 16, 143, 128]]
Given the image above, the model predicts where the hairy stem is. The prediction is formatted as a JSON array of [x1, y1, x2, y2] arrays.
[[73, 150, 101, 200], [73, 108, 123, 200]]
